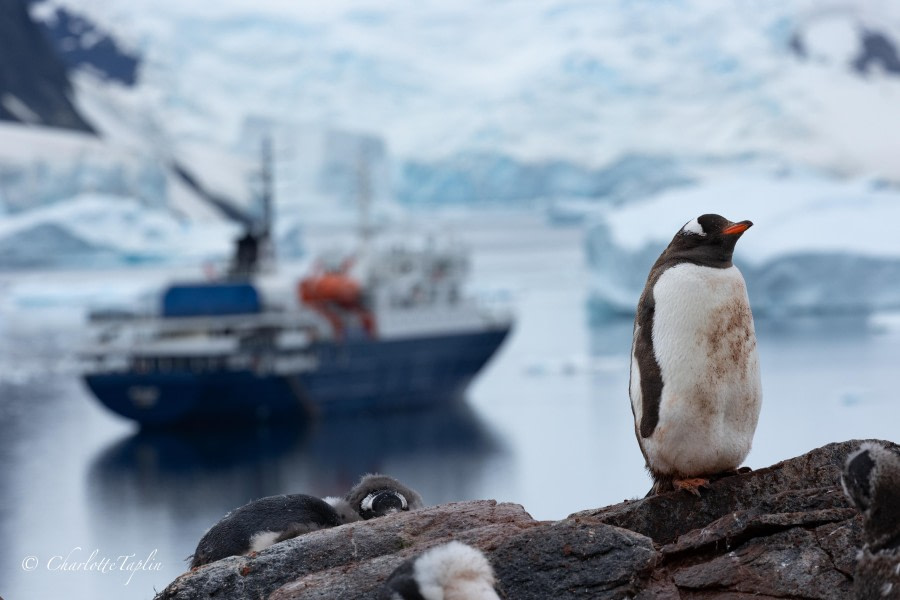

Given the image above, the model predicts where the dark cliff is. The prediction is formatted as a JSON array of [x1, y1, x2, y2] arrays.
[[0, 0, 93, 131]]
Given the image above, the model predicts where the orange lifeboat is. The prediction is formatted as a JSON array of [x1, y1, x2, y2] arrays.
[[298, 270, 376, 339], [300, 272, 363, 308]]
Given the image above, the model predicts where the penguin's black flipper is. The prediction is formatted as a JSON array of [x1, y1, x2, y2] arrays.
[[190, 494, 342, 568], [376, 558, 420, 599], [633, 288, 664, 440]]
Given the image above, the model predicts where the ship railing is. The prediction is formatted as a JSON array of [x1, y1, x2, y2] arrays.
[[81, 345, 321, 377], [88, 310, 326, 341]]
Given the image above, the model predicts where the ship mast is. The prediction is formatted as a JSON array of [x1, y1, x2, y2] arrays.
[[356, 144, 374, 257], [260, 136, 274, 242]]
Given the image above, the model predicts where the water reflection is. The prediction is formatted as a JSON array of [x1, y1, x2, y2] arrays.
[[87, 402, 508, 533]]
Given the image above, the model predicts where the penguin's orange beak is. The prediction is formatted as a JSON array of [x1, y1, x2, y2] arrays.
[[722, 220, 753, 235]]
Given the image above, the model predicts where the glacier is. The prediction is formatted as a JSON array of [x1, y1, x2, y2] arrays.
[[13, 0, 900, 212], [5, 0, 900, 292], [586, 174, 900, 319], [43, 0, 900, 172]]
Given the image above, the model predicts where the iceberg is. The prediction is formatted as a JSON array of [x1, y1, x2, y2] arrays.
[[587, 175, 900, 319], [397, 152, 695, 207]]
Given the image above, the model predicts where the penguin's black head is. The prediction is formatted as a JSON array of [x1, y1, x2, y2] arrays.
[[359, 488, 409, 519], [842, 442, 900, 551], [842, 445, 877, 514], [666, 214, 753, 268], [379, 541, 500, 600], [345, 474, 425, 521]]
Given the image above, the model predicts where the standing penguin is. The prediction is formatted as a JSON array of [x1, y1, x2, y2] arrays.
[[630, 214, 762, 495]]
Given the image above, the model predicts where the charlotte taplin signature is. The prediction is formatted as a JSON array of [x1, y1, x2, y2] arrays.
[[20, 547, 163, 585]]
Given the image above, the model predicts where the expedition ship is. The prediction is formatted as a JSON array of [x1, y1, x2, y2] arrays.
[[80, 142, 512, 426]]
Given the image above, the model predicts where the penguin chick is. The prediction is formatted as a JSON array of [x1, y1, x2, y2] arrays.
[[842, 443, 900, 600], [323, 496, 363, 524], [345, 474, 424, 520], [842, 442, 900, 552], [190, 494, 341, 568], [853, 552, 900, 600], [377, 541, 500, 600], [630, 214, 762, 496]]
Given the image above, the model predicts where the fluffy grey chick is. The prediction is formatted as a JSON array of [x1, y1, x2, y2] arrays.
[[345, 473, 424, 520], [322, 495, 363, 524], [842, 442, 900, 600], [377, 541, 500, 600]]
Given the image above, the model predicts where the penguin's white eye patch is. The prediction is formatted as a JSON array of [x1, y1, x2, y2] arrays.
[[360, 490, 408, 516], [682, 218, 706, 236]]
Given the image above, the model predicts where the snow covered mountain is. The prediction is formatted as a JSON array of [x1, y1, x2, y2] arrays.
[[3, 0, 900, 287], [41, 0, 900, 173]]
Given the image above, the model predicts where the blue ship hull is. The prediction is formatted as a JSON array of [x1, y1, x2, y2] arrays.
[[84, 327, 510, 427]]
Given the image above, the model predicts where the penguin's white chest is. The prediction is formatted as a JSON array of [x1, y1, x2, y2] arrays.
[[638, 263, 762, 476]]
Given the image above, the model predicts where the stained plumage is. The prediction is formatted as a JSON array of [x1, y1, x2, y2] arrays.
[[630, 214, 762, 495], [190, 494, 342, 568], [377, 541, 500, 600], [842, 443, 900, 600]]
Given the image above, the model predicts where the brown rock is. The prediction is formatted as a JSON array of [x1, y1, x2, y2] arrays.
[[156, 500, 536, 600], [574, 440, 875, 545], [490, 518, 656, 599], [154, 440, 898, 600]]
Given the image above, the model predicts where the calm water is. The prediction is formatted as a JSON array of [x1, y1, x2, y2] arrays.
[[2, 215, 899, 599]]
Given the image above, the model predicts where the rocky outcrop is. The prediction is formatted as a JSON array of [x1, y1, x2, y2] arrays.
[[156, 440, 896, 600]]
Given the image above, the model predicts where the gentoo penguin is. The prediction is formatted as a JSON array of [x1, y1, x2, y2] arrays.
[[377, 541, 501, 600], [345, 474, 425, 520], [630, 214, 762, 495], [842, 443, 900, 600], [190, 494, 342, 568]]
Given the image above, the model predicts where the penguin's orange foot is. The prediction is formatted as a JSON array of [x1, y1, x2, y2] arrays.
[[673, 477, 709, 496]]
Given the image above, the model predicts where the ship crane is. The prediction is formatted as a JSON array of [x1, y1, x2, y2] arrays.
[[169, 138, 274, 279]]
